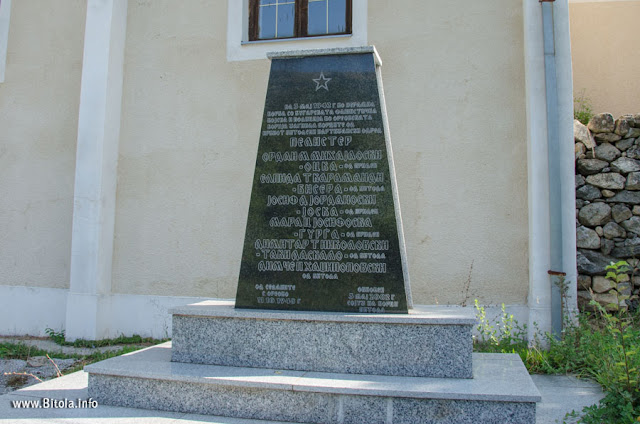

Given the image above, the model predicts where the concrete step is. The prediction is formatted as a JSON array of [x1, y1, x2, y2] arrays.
[[85, 343, 541, 424], [170, 300, 475, 378]]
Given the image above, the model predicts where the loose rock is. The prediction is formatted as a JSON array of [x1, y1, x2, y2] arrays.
[[601, 238, 615, 255], [607, 190, 640, 204], [588, 113, 615, 133], [611, 157, 640, 174], [615, 117, 631, 136], [585, 173, 625, 190], [594, 133, 622, 143], [592, 292, 619, 311], [574, 119, 597, 149], [627, 146, 640, 159], [628, 128, 640, 138], [577, 159, 608, 175], [577, 249, 617, 275], [616, 138, 635, 151], [612, 204, 633, 222], [621, 216, 640, 235], [575, 142, 586, 159], [611, 245, 640, 258], [577, 275, 592, 290], [576, 184, 601, 200], [576, 174, 586, 188], [627, 172, 640, 190], [602, 189, 615, 198], [594, 143, 621, 162], [577, 226, 601, 249], [578, 202, 612, 226], [592, 276, 614, 293], [603, 221, 626, 239]]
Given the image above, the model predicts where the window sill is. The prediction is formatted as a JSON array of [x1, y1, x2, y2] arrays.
[[241, 34, 352, 46], [227, 0, 367, 62]]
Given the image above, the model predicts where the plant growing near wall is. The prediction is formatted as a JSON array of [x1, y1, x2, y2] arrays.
[[474, 286, 640, 422], [574, 90, 594, 125], [573, 261, 640, 423]]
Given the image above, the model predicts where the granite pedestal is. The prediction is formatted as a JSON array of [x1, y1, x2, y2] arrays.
[[171, 301, 473, 378], [85, 301, 541, 423]]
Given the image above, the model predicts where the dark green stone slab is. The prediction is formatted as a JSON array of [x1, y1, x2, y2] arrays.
[[236, 48, 410, 313]]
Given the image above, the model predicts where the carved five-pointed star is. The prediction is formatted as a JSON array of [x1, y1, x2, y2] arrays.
[[313, 72, 331, 91]]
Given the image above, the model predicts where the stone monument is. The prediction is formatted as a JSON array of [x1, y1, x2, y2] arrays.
[[86, 47, 541, 424], [236, 47, 411, 313]]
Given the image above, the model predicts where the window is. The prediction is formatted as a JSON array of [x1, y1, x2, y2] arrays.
[[226, 0, 366, 62], [249, 0, 352, 41]]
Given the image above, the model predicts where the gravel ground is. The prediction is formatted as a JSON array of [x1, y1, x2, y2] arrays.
[[0, 336, 148, 395], [0, 356, 80, 395]]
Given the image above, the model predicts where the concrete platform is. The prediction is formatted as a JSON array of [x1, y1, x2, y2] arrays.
[[83, 342, 540, 424], [171, 300, 475, 378], [0, 368, 602, 424]]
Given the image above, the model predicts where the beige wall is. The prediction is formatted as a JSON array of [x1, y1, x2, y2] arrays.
[[570, 0, 640, 117], [370, 0, 528, 305], [0, 0, 85, 289], [113, 0, 529, 305], [113, 1, 268, 298]]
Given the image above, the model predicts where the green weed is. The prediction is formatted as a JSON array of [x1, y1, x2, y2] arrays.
[[574, 90, 594, 125], [473, 271, 640, 424]]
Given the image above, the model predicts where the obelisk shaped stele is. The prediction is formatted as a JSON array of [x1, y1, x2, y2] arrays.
[[236, 47, 411, 313]]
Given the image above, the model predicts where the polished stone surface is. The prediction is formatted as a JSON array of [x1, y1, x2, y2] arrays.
[[171, 301, 473, 378], [0, 368, 601, 424], [171, 300, 476, 325], [86, 344, 539, 402], [268, 46, 381, 66], [236, 48, 410, 313], [85, 344, 540, 423]]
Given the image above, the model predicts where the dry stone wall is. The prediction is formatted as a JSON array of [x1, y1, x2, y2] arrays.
[[575, 113, 640, 311]]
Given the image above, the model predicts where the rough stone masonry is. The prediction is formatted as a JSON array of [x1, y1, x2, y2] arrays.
[[575, 112, 640, 311]]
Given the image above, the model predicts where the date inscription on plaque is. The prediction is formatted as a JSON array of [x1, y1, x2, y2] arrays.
[[235, 50, 410, 313]]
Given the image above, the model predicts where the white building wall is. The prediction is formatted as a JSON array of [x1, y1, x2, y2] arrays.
[[0, 0, 574, 339]]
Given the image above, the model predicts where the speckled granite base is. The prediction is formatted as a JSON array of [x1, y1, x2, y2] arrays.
[[86, 344, 539, 424], [171, 301, 474, 378]]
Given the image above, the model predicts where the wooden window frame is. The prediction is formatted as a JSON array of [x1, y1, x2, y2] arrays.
[[249, 0, 352, 42]]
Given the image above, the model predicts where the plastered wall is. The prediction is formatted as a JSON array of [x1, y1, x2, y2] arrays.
[[570, 0, 640, 118], [112, 0, 529, 306], [369, 0, 528, 305], [0, 0, 85, 290]]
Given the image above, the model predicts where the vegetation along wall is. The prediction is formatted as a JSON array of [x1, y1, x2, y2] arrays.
[[575, 113, 640, 311]]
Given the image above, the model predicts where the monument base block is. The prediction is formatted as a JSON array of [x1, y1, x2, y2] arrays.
[[85, 302, 541, 424], [87, 343, 539, 424], [171, 300, 473, 379]]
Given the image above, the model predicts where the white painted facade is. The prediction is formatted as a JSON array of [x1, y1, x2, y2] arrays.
[[0, 0, 576, 340]]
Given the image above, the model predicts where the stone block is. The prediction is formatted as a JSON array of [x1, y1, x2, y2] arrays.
[[612, 204, 633, 222], [585, 173, 625, 190], [578, 203, 611, 226], [594, 143, 620, 162], [577, 275, 592, 290], [86, 345, 540, 424], [577, 226, 600, 249], [574, 119, 596, 149], [592, 276, 614, 293], [577, 159, 608, 175], [611, 157, 640, 174], [170, 301, 473, 378], [588, 113, 615, 133]]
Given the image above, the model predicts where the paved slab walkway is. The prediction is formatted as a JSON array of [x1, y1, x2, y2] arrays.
[[0, 370, 603, 424]]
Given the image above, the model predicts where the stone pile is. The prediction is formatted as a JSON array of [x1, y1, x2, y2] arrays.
[[575, 113, 640, 311]]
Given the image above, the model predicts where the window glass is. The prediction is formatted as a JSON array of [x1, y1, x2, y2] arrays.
[[259, 0, 295, 40], [308, 0, 346, 36]]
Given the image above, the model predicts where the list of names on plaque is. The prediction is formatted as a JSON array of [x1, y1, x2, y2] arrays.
[[236, 52, 408, 313]]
